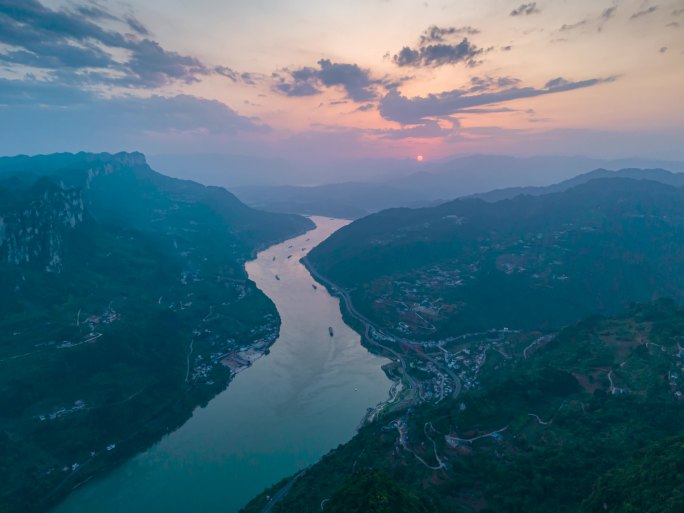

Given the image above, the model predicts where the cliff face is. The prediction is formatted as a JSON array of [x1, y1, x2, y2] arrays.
[[0, 182, 85, 272]]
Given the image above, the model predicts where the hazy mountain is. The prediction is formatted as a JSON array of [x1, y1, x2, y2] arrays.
[[233, 182, 436, 219], [473, 167, 684, 202], [148, 154, 424, 188], [149, 154, 684, 193], [0, 152, 312, 513], [388, 155, 684, 201], [147, 153, 304, 188]]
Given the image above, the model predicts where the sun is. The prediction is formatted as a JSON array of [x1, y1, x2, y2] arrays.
[[416, 155, 424, 162]]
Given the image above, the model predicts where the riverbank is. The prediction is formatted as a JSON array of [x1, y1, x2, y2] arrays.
[[300, 256, 416, 424], [51, 216, 391, 513]]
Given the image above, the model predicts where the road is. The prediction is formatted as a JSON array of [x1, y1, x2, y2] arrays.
[[303, 257, 462, 409], [259, 471, 305, 513]]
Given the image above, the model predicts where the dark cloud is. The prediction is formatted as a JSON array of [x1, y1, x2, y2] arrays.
[[469, 76, 522, 92], [392, 25, 486, 68], [356, 103, 376, 112], [214, 68, 260, 86], [378, 76, 616, 124], [419, 25, 480, 44], [125, 16, 150, 36], [370, 119, 454, 140], [559, 19, 588, 31], [275, 59, 378, 102], [124, 39, 207, 87], [598, 6, 618, 31], [0, 77, 269, 154], [600, 6, 618, 20], [510, 3, 540, 16], [630, 6, 658, 20], [0, 0, 208, 88], [393, 38, 484, 68], [275, 80, 321, 97]]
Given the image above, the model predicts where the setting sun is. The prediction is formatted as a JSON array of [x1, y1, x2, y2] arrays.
[[416, 155, 424, 162]]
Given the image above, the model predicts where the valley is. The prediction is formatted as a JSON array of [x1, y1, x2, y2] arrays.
[[0, 153, 311, 513], [50, 216, 390, 513]]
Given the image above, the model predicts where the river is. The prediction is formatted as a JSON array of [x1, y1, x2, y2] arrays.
[[52, 216, 391, 513]]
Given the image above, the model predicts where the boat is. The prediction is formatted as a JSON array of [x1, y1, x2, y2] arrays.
[[272, 256, 276, 261], [312, 284, 317, 290], [328, 326, 334, 337], [287, 255, 292, 259], [275, 275, 280, 281]]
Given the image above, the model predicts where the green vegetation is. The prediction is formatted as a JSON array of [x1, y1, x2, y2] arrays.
[[324, 470, 436, 513], [580, 435, 684, 513], [0, 152, 313, 513], [241, 301, 684, 513], [308, 178, 684, 340]]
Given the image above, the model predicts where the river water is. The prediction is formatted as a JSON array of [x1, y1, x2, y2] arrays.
[[52, 216, 390, 513]]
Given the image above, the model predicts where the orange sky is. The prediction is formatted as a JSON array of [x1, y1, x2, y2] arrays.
[[2, 0, 683, 159]]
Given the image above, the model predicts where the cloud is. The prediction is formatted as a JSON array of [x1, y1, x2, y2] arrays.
[[419, 25, 480, 44], [391, 26, 486, 68], [215, 67, 260, 86], [630, 6, 658, 20], [370, 119, 455, 140], [598, 6, 618, 30], [600, 6, 618, 21], [378, 76, 616, 124], [469, 75, 522, 92], [510, 3, 540, 16], [0, 77, 268, 154], [0, 0, 208, 88], [274, 59, 379, 102], [393, 28, 488, 69], [559, 19, 588, 32], [125, 16, 150, 36]]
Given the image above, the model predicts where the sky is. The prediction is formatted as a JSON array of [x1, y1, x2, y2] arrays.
[[0, 0, 683, 162]]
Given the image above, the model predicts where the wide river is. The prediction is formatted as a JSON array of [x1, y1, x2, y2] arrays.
[[53, 216, 391, 513]]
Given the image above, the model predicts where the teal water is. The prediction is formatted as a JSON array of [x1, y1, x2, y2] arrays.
[[52, 216, 390, 513]]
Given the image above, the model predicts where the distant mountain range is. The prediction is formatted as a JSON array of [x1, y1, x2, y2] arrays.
[[220, 155, 684, 219], [233, 182, 435, 219], [473, 167, 684, 202], [0, 152, 311, 513], [386, 155, 684, 200]]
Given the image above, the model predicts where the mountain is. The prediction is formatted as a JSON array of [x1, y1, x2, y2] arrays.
[[307, 178, 684, 340], [147, 153, 303, 188], [234, 168, 684, 221], [148, 154, 426, 188], [388, 155, 684, 201], [241, 300, 684, 513], [233, 182, 435, 219], [473, 167, 684, 202], [0, 152, 312, 513], [145, 154, 684, 219]]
